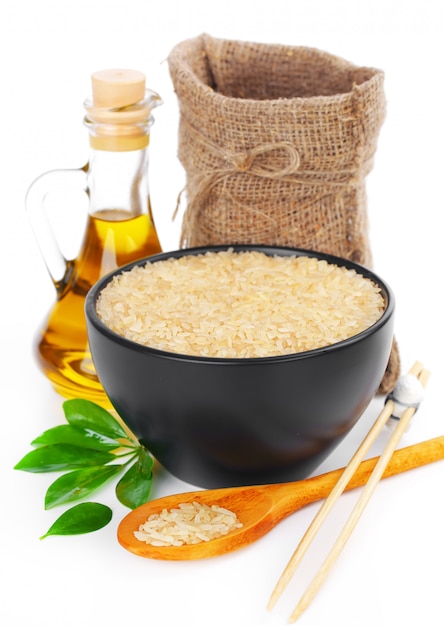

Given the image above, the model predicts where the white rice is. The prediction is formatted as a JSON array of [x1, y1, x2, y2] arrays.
[[134, 501, 243, 546], [96, 249, 385, 358]]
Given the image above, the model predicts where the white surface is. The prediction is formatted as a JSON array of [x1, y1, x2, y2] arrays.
[[1, 1, 443, 625]]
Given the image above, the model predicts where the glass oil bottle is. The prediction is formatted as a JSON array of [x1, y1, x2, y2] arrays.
[[26, 69, 163, 406]]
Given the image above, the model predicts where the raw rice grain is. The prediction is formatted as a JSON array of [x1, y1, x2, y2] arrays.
[[96, 250, 385, 358], [134, 502, 243, 547]]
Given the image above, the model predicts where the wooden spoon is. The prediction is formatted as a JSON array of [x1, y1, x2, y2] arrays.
[[117, 436, 444, 560]]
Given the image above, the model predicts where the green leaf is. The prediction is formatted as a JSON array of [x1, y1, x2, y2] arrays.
[[40, 502, 112, 539], [14, 444, 115, 473], [44, 465, 125, 509], [63, 399, 130, 441], [31, 424, 121, 452], [116, 449, 154, 509]]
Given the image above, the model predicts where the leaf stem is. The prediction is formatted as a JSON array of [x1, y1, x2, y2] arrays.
[[112, 450, 140, 464]]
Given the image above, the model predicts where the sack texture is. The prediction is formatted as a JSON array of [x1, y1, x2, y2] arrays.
[[168, 34, 399, 392]]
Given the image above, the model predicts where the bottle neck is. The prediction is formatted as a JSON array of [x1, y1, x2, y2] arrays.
[[83, 85, 161, 221], [86, 142, 150, 219]]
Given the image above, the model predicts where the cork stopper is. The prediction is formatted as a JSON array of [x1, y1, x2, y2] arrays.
[[84, 69, 162, 151], [91, 69, 146, 108]]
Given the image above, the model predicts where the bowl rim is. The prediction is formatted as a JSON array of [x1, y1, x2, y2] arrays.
[[85, 244, 395, 364]]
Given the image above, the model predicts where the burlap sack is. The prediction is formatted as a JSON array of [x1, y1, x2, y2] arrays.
[[168, 34, 399, 392]]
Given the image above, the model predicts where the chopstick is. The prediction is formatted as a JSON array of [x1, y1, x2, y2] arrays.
[[267, 361, 430, 622]]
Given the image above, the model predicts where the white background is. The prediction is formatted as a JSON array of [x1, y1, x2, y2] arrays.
[[1, 1, 443, 625]]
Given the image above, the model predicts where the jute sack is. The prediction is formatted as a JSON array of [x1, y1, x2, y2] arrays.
[[168, 34, 399, 392]]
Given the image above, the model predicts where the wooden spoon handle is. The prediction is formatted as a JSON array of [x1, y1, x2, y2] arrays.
[[273, 436, 444, 519], [345, 435, 444, 489]]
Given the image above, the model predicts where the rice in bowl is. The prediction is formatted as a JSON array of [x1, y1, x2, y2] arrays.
[[95, 249, 385, 358]]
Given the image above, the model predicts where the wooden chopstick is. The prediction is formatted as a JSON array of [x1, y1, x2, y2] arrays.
[[267, 360, 423, 611], [267, 361, 430, 622]]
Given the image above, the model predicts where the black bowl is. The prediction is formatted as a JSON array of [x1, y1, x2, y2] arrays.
[[85, 245, 395, 488]]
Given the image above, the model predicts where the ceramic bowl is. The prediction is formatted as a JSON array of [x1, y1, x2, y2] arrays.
[[85, 245, 395, 488]]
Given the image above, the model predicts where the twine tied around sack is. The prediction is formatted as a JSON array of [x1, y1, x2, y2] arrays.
[[175, 139, 300, 221], [174, 124, 367, 246], [228, 141, 301, 177]]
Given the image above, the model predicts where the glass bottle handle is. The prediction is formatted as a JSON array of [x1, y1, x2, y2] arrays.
[[25, 167, 87, 290]]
